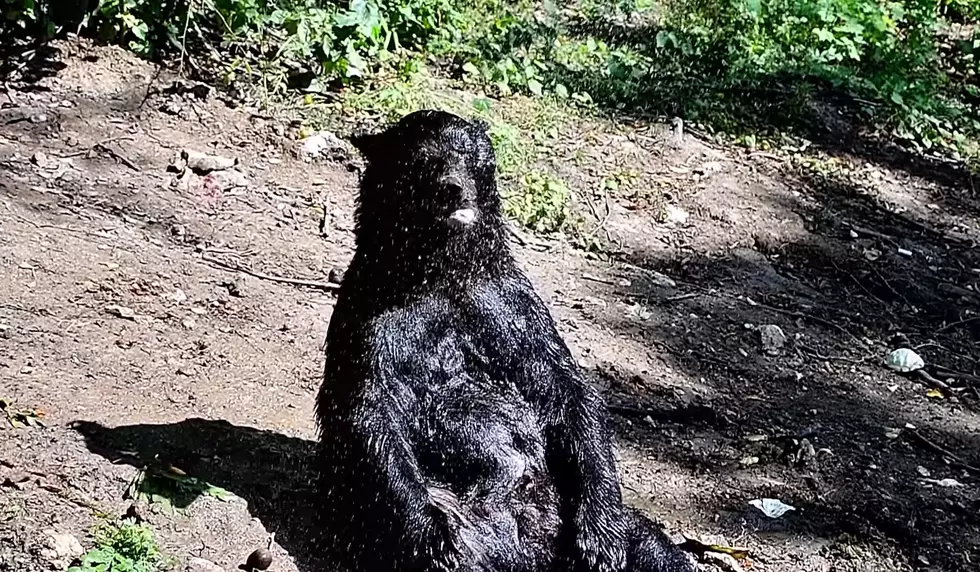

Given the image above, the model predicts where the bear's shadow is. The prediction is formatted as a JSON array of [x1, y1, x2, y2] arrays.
[[73, 418, 326, 572]]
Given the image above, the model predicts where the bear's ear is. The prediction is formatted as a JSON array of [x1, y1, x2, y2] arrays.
[[471, 117, 490, 134], [349, 130, 385, 162]]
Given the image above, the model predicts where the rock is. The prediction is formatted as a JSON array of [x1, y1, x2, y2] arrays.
[[166, 289, 188, 303], [207, 169, 251, 191], [300, 131, 350, 162], [758, 324, 787, 355], [328, 267, 345, 285], [223, 279, 247, 298], [181, 150, 238, 174], [753, 231, 781, 254], [38, 530, 83, 570], [186, 557, 224, 572], [663, 204, 689, 226], [166, 79, 212, 100], [668, 117, 684, 147], [104, 305, 136, 320], [160, 99, 183, 116]]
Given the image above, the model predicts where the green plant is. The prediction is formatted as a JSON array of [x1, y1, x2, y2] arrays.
[[125, 464, 233, 516], [68, 520, 171, 572], [504, 170, 570, 233], [653, 0, 978, 158]]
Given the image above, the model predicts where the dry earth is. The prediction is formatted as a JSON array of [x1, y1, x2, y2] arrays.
[[2, 39, 979, 572]]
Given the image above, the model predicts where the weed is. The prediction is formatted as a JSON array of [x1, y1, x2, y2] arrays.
[[505, 170, 571, 234], [69, 520, 174, 572], [125, 464, 233, 515]]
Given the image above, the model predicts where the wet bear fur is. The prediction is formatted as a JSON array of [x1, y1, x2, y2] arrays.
[[314, 109, 695, 572]]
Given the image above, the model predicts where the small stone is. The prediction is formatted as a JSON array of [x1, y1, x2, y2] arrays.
[[105, 305, 136, 320], [166, 289, 188, 303], [186, 557, 224, 572], [328, 267, 345, 285], [300, 130, 349, 162], [663, 204, 689, 226], [208, 169, 251, 191], [223, 279, 247, 298], [758, 324, 787, 355], [38, 530, 83, 570]]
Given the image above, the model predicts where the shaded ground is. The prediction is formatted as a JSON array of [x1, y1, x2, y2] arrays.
[[1, 39, 978, 572]]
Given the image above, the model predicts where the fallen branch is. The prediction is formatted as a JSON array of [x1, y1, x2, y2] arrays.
[[912, 369, 953, 393], [846, 222, 899, 247], [12, 214, 127, 243], [798, 343, 872, 365], [614, 261, 862, 344], [201, 253, 340, 291], [60, 136, 140, 171], [94, 142, 140, 171], [932, 365, 980, 385], [742, 297, 864, 345], [936, 315, 980, 333], [906, 429, 979, 473]]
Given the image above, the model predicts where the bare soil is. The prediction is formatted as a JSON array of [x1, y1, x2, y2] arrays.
[[2, 39, 979, 572]]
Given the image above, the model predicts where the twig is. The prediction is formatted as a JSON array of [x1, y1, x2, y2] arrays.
[[606, 404, 661, 418], [59, 135, 134, 158], [846, 222, 899, 248], [201, 253, 340, 291], [505, 223, 551, 251], [867, 262, 909, 307], [93, 142, 140, 171], [11, 214, 124, 243], [138, 64, 164, 110], [912, 369, 953, 393], [936, 315, 980, 333], [914, 342, 978, 365], [143, 129, 176, 149], [798, 343, 871, 365], [664, 292, 700, 303], [178, 0, 193, 76], [582, 186, 612, 242], [932, 365, 980, 385], [748, 151, 784, 161], [906, 429, 979, 473], [830, 259, 886, 307], [581, 273, 616, 286], [741, 297, 864, 345], [60, 136, 139, 171]]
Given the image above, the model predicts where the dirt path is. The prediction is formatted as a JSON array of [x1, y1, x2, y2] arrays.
[[2, 40, 978, 572]]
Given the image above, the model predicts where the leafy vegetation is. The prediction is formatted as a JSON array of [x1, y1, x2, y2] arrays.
[[3, 0, 978, 230], [125, 463, 233, 515], [68, 519, 173, 572], [1, 397, 47, 428]]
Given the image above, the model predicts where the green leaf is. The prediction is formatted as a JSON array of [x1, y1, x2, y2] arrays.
[[554, 83, 569, 98], [890, 91, 904, 106], [471, 97, 492, 113], [526, 78, 543, 96], [204, 484, 233, 501]]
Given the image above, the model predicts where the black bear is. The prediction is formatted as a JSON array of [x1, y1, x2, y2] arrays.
[[315, 109, 694, 572]]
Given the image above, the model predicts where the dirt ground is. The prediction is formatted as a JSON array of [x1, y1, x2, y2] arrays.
[[2, 39, 979, 572]]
